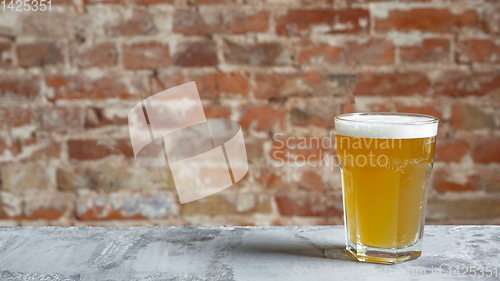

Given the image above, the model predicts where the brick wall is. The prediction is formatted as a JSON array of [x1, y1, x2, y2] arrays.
[[0, 0, 499, 226]]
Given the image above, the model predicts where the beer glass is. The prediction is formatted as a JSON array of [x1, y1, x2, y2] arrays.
[[335, 112, 439, 264]]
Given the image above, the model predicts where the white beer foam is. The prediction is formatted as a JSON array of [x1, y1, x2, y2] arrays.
[[335, 113, 438, 139]]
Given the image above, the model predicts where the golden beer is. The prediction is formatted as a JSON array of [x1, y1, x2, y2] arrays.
[[335, 113, 438, 264]]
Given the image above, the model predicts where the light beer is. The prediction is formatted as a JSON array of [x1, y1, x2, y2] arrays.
[[335, 113, 438, 264]]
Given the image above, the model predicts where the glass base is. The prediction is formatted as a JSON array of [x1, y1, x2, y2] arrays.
[[346, 241, 422, 264]]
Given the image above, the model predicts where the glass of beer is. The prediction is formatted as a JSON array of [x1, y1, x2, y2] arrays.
[[335, 112, 439, 264]]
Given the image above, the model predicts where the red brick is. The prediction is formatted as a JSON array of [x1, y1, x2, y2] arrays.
[[83, 0, 123, 5], [341, 103, 355, 114], [457, 39, 500, 63], [195, 72, 250, 98], [52, 0, 73, 4], [239, 105, 285, 130], [375, 8, 477, 33], [123, 42, 170, 70], [346, 38, 394, 65], [257, 170, 283, 187], [291, 101, 338, 127], [84, 0, 121, 3], [204, 106, 231, 119], [153, 73, 189, 95], [435, 180, 477, 192], [472, 138, 500, 163], [400, 38, 450, 63], [174, 9, 269, 35], [134, 0, 173, 4], [71, 43, 118, 68], [396, 105, 442, 120], [240, 0, 263, 3], [173, 41, 218, 67], [434, 71, 500, 96], [41, 107, 84, 131], [68, 139, 133, 160], [77, 206, 147, 220], [104, 9, 157, 37], [0, 203, 6, 219], [254, 73, 297, 98], [276, 9, 370, 36], [352, 0, 431, 2], [85, 108, 128, 128], [46, 74, 148, 100], [21, 208, 66, 220], [300, 170, 325, 193], [435, 139, 470, 162], [254, 72, 330, 98], [275, 192, 342, 217], [17, 42, 63, 67], [0, 75, 40, 100], [297, 41, 342, 65], [271, 135, 333, 162], [157, 72, 249, 98], [149, 73, 180, 96], [350, 101, 391, 113], [217, 73, 250, 96], [300, 0, 334, 4], [0, 41, 13, 67], [224, 41, 289, 66], [182, 73, 218, 98], [0, 106, 33, 129], [450, 105, 495, 131], [193, 0, 235, 3], [353, 72, 429, 96], [68, 140, 111, 160], [306, 72, 323, 84]]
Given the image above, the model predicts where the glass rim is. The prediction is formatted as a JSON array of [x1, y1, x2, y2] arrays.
[[334, 112, 439, 125]]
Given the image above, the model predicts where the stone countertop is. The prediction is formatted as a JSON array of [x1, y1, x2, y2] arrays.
[[0, 226, 499, 281]]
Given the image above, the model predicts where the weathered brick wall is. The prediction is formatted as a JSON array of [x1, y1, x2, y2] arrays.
[[0, 0, 499, 226]]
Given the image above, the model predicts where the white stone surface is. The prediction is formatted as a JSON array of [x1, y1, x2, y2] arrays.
[[0, 226, 498, 281]]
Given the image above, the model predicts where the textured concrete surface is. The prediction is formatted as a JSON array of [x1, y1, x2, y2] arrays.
[[2, 0, 500, 228], [0, 226, 499, 281]]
